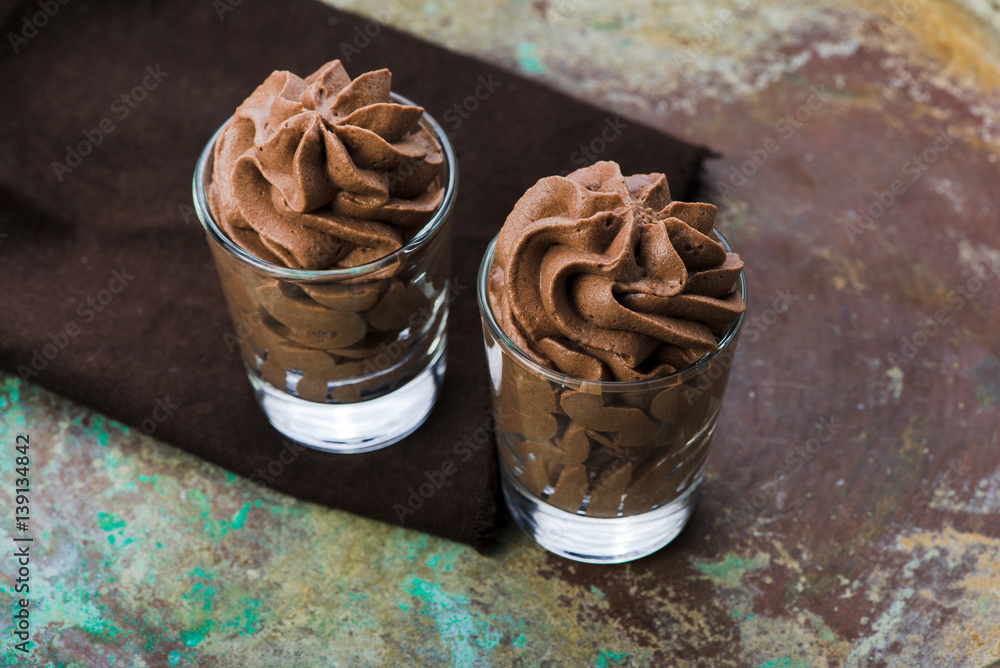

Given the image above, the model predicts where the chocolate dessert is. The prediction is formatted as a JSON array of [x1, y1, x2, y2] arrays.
[[204, 60, 453, 403], [485, 161, 745, 517]]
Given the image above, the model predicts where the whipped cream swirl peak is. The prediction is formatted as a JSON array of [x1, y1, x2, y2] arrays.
[[209, 60, 445, 270], [489, 161, 745, 382]]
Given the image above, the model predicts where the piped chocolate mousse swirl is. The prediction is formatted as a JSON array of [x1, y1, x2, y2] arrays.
[[204, 62, 452, 405], [489, 161, 745, 382], [209, 60, 445, 270]]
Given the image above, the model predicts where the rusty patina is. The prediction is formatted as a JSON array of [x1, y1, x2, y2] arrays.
[[2, 0, 998, 665]]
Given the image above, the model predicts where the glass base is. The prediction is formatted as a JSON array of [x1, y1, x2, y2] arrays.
[[501, 464, 700, 564], [249, 345, 446, 454]]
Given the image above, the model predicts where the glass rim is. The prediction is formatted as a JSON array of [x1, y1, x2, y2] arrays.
[[192, 91, 458, 281], [476, 228, 747, 391]]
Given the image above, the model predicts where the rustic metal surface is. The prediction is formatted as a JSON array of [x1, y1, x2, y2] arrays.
[[2, 0, 999, 665]]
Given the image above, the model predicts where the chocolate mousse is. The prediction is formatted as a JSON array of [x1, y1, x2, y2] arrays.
[[487, 161, 745, 517], [206, 60, 451, 403], [209, 60, 445, 269]]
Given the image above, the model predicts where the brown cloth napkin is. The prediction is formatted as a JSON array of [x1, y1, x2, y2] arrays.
[[0, 0, 710, 551]]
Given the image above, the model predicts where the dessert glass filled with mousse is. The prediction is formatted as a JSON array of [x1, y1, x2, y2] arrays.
[[478, 161, 746, 563], [194, 59, 458, 453]]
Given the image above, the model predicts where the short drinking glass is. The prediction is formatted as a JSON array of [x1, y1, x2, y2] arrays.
[[193, 96, 458, 453], [478, 232, 745, 563]]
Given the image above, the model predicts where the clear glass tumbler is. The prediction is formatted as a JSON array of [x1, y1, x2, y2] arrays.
[[478, 232, 745, 563], [193, 96, 457, 453]]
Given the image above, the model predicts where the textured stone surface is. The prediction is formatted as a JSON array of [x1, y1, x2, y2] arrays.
[[3, 0, 1000, 665]]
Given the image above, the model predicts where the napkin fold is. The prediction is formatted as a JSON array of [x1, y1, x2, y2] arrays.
[[0, 0, 711, 551]]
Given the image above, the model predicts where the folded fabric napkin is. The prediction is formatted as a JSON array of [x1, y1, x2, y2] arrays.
[[0, 0, 710, 551]]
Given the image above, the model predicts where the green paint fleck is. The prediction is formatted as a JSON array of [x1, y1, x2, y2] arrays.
[[168, 651, 182, 666], [758, 659, 810, 668], [81, 618, 125, 643], [692, 552, 770, 589], [517, 43, 547, 74], [589, 585, 605, 599], [184, 568, 217, 611], [89, 415, 111, 446], [221, 598, 262, 636], [406, 578, 500, 661], [98, 512, 127, 531], [0, 376, 20, 407], [225, 471, 237, 483], [513, 634, 527, 647], [425, 551, 457, 571], [184, 581, 216, 611], [406, 535, 428, 561], [230, 502, 250, 530], [596, 649, 628, 667], [180, 620, 213, 648], [399, 603, 409, 611]]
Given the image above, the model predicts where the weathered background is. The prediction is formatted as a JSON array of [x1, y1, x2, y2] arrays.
[[2, 0, 999, 665]]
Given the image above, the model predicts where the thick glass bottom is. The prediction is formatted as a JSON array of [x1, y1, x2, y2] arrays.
[[501, 460, 700, 564], [249, 344, 446, 454]]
